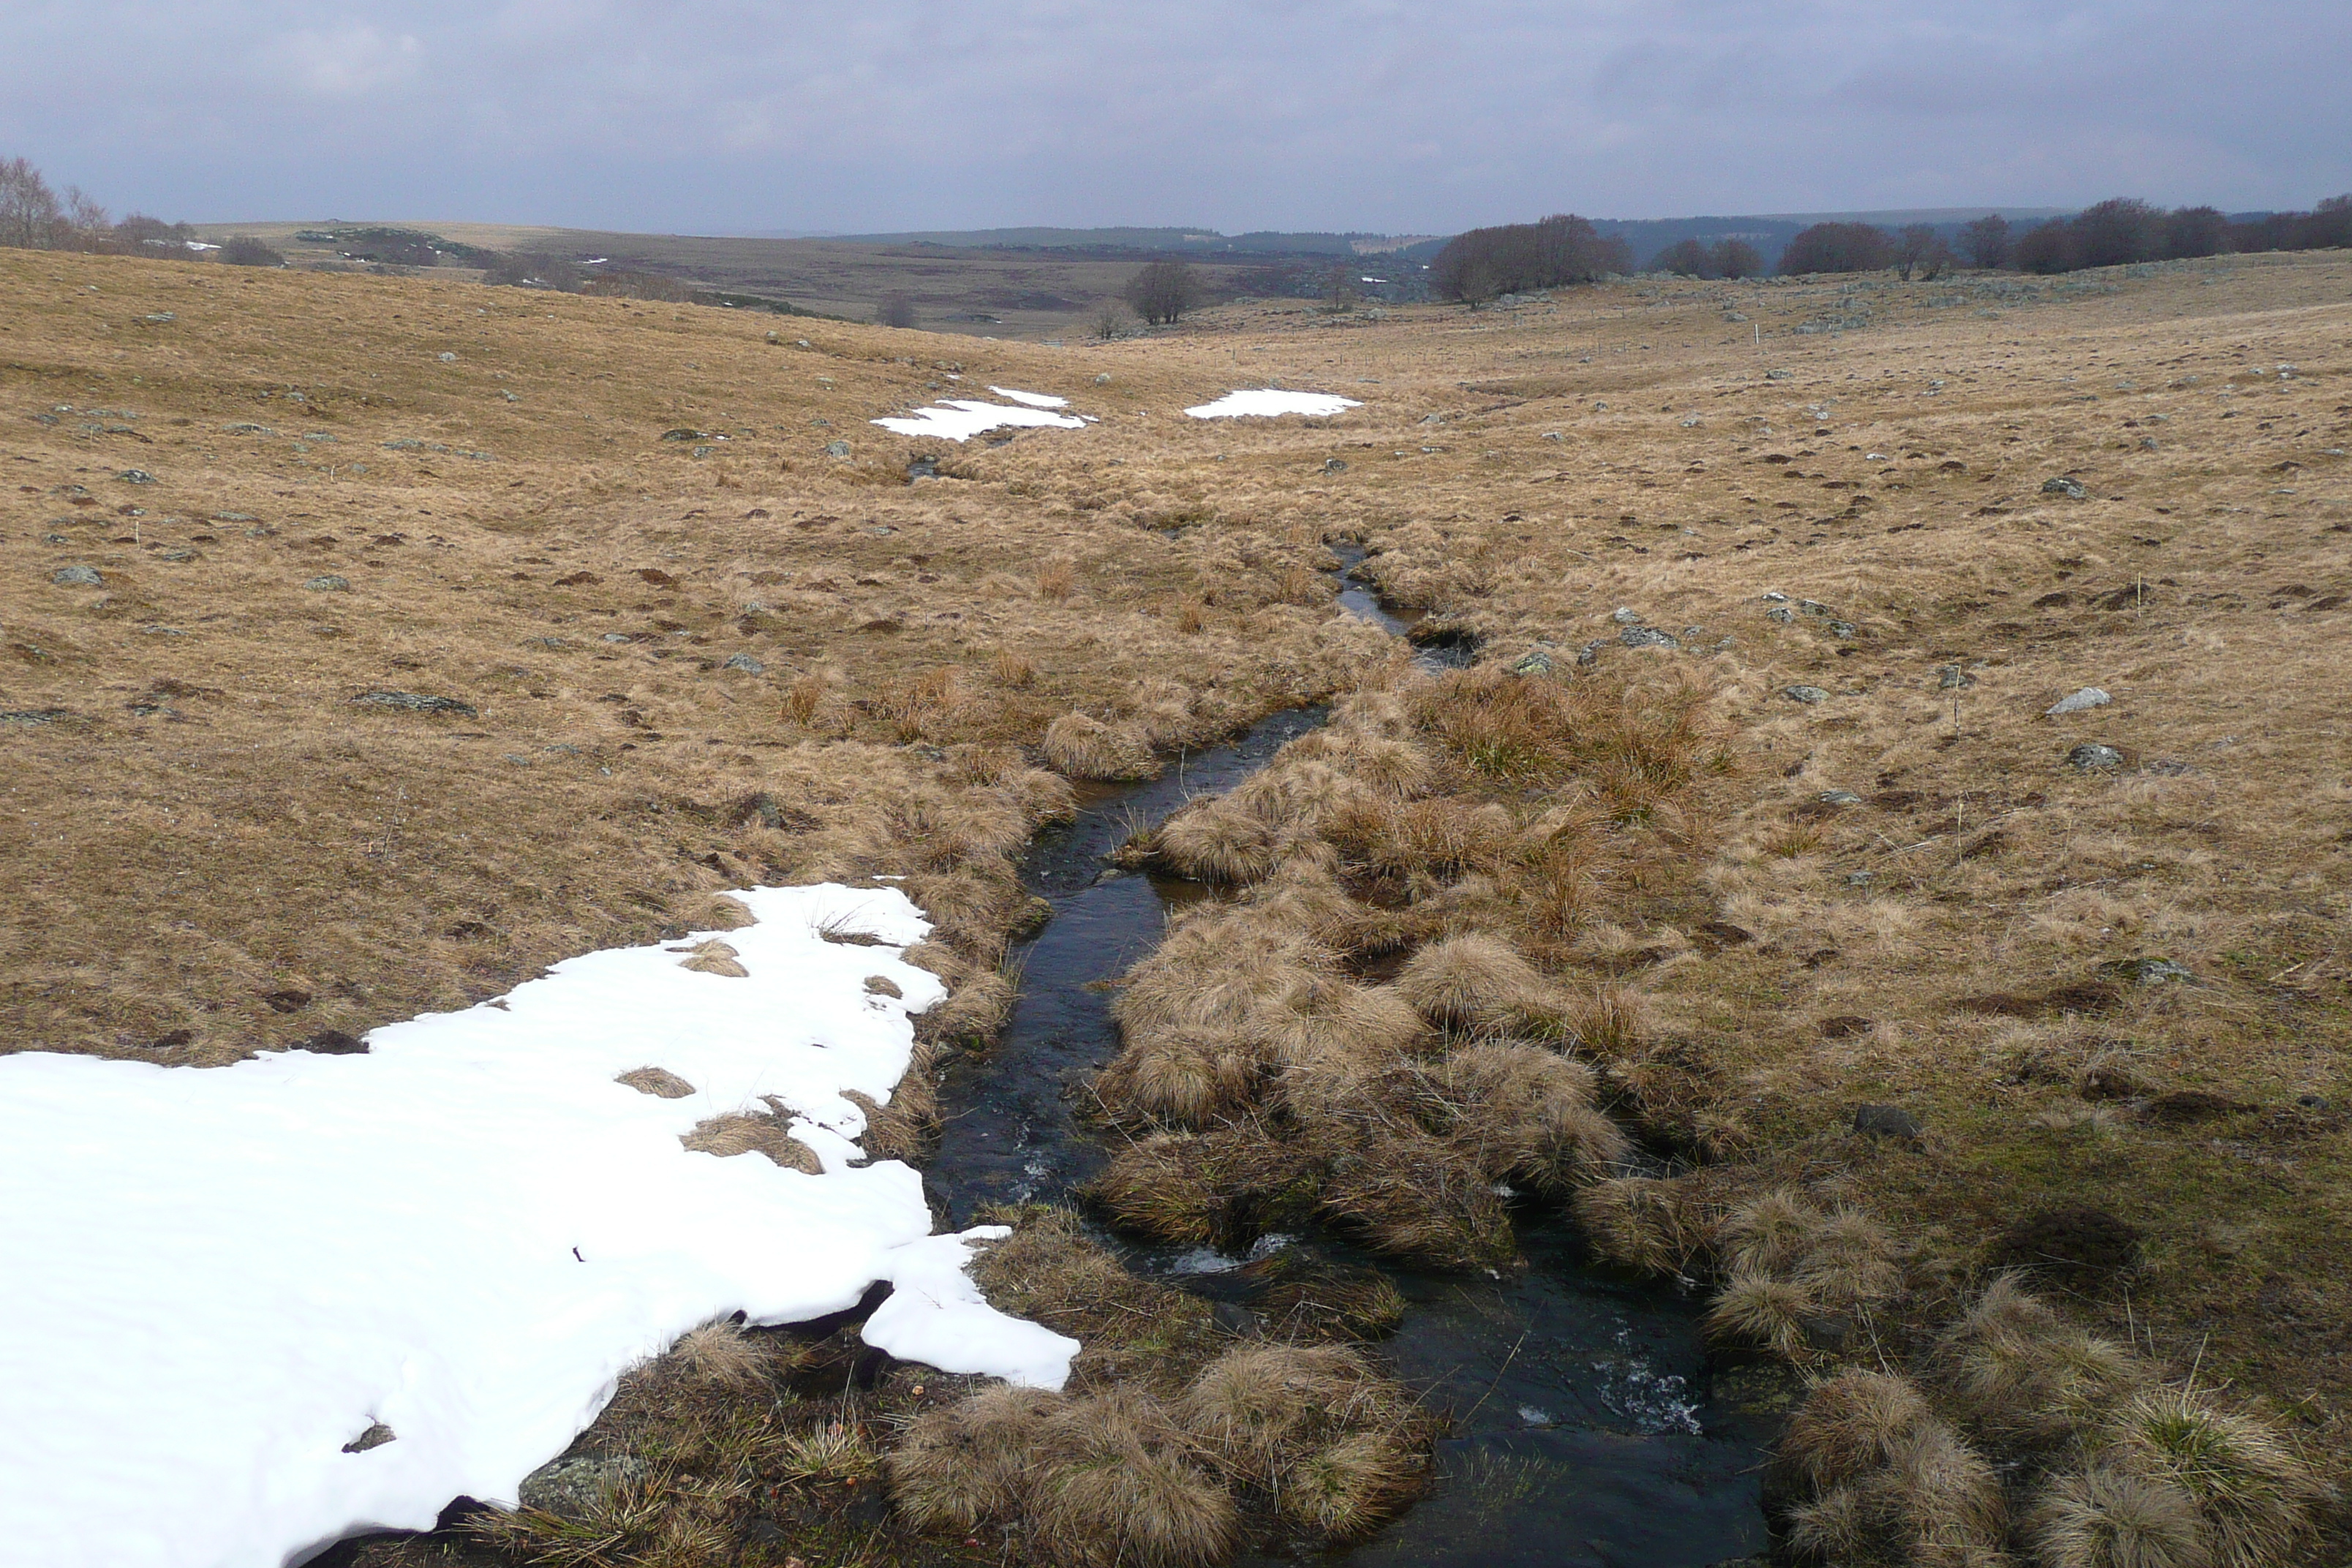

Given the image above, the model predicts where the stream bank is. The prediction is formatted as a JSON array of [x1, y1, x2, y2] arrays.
[[928, 562, 1774, 1567]]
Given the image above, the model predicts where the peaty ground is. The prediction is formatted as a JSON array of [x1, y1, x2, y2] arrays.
[[4, 244, 2351, 1548]]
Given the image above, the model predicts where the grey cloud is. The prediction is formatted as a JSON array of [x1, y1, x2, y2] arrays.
[[0, 0, 2342, 233]]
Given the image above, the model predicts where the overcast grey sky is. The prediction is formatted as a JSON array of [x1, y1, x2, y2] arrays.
[[3, 1, 2345, 234]]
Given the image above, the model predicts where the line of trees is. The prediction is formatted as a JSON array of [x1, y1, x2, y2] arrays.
[[1779, 196, 2351, 278], [0, 155, 231, 260], [1650, 236, 1765, 279], [1432, 214, 1634, 304]]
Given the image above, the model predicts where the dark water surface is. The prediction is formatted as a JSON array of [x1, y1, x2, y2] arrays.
[[927, 584, 1771, 1567]]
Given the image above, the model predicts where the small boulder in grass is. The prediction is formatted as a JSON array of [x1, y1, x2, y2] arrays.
[[351, 690, 478, 717], [2045, 687, 2109, 716], [304, 574, 351, 593], [1852, 1104, 1923, 1139], [1783, 684, 1830, 705], [53, 565, 102, 587], [2066, 742, 2125, 771], [2041, 476, 2088, 499]]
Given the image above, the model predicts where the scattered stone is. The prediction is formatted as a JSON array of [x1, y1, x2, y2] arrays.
[[2065, 742, 2125, 770], [351, 690, 478, 717], [660, 428, 709, 442], [1611, 606, 1642, 625], [1, 709, 72, 727], [1765, 606, 1794, 623], [1827, 620, 1856, 639], [2040, 476, 2088, 499], [1844, 870, 1874, 886], [118, 469, 154, 484], [2103, 956, 2194, 985], [519, 1454, 647, 1521], [142, 312, 176, 325], [304, 575, 351, 592], [1816, 790, 1863, 806], [1679, 415, 1701, 428], [1798, 600, 1832, 617], [1765, 368, 1793, 381], [722, 652, 764, 674], [823, 440, 851, 459], [1937, 665, 1972, 689], [52, 565, 102, 586], [602, 633, 633, 643], [1852, 1104, 1923, 1139], [1575, 640, 1606, 667], [437, 351, 457, 363], [1323, 457, 1348, 473], [1507, 649, 1556, 676], [1783, 685, 1830, 705], [1761, 591, 1789, 602], [1094, 372, 1112, 384], [2045, 687, 2110, 716], [1620, 627, 1678, 649]]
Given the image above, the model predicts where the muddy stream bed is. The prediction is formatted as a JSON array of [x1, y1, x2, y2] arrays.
[[928, 551, 1773, 1567]]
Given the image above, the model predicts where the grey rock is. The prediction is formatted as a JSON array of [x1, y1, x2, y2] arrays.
[[342, 1422, 396, 1453], [143, 312, 176, 324], [1507, 649, 1556, 676], [2112, 956, 2194, 985], [1844, 871, 1874, 886], [304, 575, 351, 592], [1765, 368, 1794, 380], [351, 690, 478, 717], [2041, 476, 2089, 499], [2138, 437, 2159, 451], [602, 633, 633, 643], [1576, 640, 1607, 668], [1784, 685, 1831, 704], [52, 565, 102, 587], [1798, 600, 1832, 617], [723, 653, 764, 674], [1679, 415, 1702, 428], [2067, 742, 2125, 770], [437, 351, 457, 363], [1937, 665, 1973, 689], [1094, 372, 1112, 384], [1853, 1104, 1923, 1139], [1620, 626, 1678, 649], [1611, 606, 1643, 625], [1760, 592, 1789, 603], [118, 469, 154, 484], [1322, 457, 1348, 473], [1681, 626, 1706, 642], [1817, 790, 1864, 805], [2046, 687, 2110, 716], [1765, 606, 1794, 623], [157, 549, 197, 562], [823, 440, 851, 459], [1542, 431, 1564, 441], [1, 708, 71, 727], [518, 1453, 646, 1521], [1827, 620, 1856, 639], [1417, 412, 1445, 425]]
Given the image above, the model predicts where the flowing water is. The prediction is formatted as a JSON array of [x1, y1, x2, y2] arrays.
[[927, 567, 1773, 1567]]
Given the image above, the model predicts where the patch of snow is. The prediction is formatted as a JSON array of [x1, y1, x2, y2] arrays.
[[872, 399, 1085, 442], [0, 883, 1074, 1568], [1183, 389, 1362, 420], [987, 386, 1066, 408]]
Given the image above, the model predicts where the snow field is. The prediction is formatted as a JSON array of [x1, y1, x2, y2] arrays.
[[0, 883, 1075, 1568]]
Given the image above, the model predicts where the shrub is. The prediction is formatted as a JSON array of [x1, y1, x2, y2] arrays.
[[482, 252, 581, 290], [2015, 219, 2081, 274], [1091, 298, 1135, 339], [1651, 237, 1713, 276], [1431, 214, 1630, 301], [1896, 222, 1958, 280], [2162, 206, 2229, 260], [1711, 238, 1764, 279], [1125, 260, 1200, 325], [218, 235, 285, 268], [1779, 221, 1893, 274], [2074, 198, 2164, 268], [876, 291, 918, 329], [1961, 214, 2012, 269]]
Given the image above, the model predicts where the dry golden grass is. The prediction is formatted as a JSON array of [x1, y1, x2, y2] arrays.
[[14, 239, 2352, 1557]]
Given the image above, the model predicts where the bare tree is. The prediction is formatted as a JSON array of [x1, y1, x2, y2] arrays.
[[0, 156, 62, 249], [2161, 206, 2228, 260], [1091, 298, 1136, 340], [1124, 260, 1199, 325], [1709, 238, 1764, 279], [1650, 238, 1712, 277], [218, 235, 285, 268], [1779, 222, 1893, 275], [1432, 213, 1628, 301], [1959, 214, 2010, 270], [875, 292, 918, 329]]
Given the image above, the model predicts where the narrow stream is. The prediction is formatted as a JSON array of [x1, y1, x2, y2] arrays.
[[929, 564, 1772, 1567]]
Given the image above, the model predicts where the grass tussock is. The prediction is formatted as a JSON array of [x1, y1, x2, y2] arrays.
[[1043, 712, 1159, 781]]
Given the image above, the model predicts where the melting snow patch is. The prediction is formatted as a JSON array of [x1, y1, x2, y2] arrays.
[[871, 399, 1084, 442], [0, 883, 1075, 1568], [987, 386, 1067, 408], [1184, 389, 1362, 420]]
